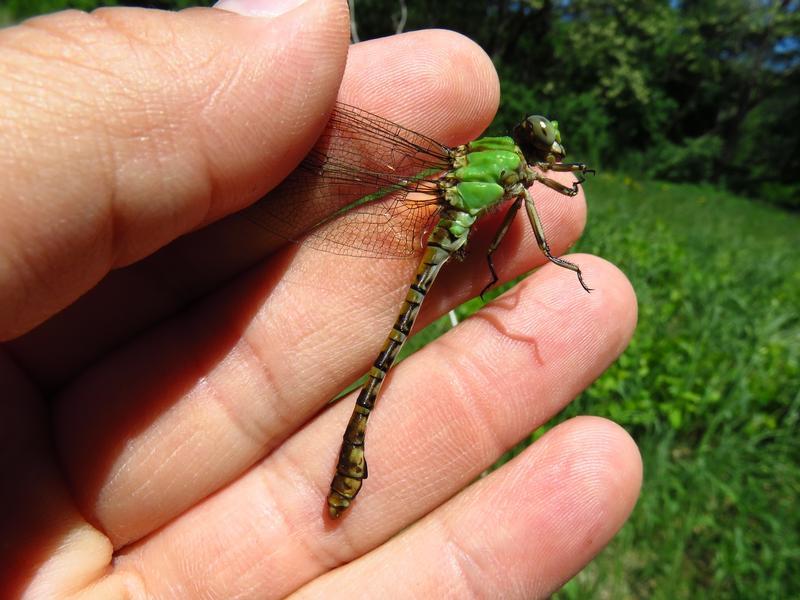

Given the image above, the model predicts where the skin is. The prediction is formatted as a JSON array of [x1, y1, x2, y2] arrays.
[[0, 0, 642, 598]]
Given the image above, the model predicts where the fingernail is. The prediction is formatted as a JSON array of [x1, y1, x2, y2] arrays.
[[214, 0, 307, 17]]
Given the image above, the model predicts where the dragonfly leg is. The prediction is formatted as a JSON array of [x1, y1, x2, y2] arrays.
[[523, 187, 591, 293], [535, 160, 594, 175], [531, 168, 589, 197], [534, 161, 595, 195], [481, 196, 523, 300]]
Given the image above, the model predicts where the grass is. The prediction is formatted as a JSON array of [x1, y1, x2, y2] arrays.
[[406, 173, 800, 598]]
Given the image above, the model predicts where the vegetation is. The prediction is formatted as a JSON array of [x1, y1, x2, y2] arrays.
[[566, 175, 799, 597], [4, 1, 799, 596]]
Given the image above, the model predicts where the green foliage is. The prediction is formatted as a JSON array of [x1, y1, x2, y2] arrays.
[[570, 174, 799, 438], [727, 83, 800, 208], [755, 181, 800, 211], [636, 134, 724, 185], [554, 0, 680, 150]]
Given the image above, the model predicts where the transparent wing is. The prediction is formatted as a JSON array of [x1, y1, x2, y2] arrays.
[[243, 102, 454, 258]]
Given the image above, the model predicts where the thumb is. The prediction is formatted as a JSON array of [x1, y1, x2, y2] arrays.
[[0, 0, 349, 339]]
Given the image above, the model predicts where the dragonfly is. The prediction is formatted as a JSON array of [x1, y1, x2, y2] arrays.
[[244, 102, 593, 518]]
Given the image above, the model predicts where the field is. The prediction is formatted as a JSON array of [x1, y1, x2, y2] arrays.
[[406, 173, 800, 598]]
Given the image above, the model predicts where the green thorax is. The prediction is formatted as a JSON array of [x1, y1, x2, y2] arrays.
[[446, 136, 530, 215]]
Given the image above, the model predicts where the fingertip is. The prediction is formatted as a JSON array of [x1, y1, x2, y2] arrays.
[[343, 29, 500, 144], [498, 416, 641, 594], [547, 416, 643, 552], [558, 415, 643, 505], [566, 254, 639, 345], [515, 253, 637, 348]]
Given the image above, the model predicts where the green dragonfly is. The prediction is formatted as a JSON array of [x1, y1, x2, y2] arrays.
[[245, 102, 592, 518]]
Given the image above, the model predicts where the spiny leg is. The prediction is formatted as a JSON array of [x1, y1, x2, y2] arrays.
[[534, 161, 595, 195], [550, 162, 596, 187], [535, 160, 593, 175], [542, 161, 594, 174], [481, 196, 523, 300], [533, 172, 581, 197], [523, 187, 591, 293]]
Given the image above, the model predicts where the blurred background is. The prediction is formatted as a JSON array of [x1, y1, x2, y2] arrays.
[[3, 1, 798, 597]]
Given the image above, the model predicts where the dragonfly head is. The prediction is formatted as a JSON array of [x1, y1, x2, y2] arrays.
[[513, 115, 566, 163]]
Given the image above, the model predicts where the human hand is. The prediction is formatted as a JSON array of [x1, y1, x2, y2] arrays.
[[0, 1, 640, 597]]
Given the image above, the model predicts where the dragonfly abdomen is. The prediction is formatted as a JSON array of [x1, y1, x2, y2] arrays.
[[327, 208, 472, 518]]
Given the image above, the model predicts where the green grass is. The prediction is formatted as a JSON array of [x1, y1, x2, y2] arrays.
[[407, 173, 800, 598]]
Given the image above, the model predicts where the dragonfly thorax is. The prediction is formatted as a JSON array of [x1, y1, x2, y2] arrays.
[[513, 115, 566, 164], [445, 137, 532, 216]]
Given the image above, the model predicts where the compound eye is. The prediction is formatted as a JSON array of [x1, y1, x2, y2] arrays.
[[513, 114, 564, 159], [529, 116, 556, 147]]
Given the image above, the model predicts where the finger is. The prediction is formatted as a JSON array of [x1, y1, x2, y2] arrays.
[[111, 256, 636, 598], [10, 27, 502, 389], [0, 354, 116, 598], [54, 30, 503, 547], [0, 0, 350, 339], [294, 418, 642, 599]]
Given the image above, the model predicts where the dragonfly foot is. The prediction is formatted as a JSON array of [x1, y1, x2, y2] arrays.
[[577, 271, 592, 293]]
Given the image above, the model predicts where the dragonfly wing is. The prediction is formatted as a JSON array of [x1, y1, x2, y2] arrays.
[[243, 102, 453, 259], [298, 189, 443, 258]]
